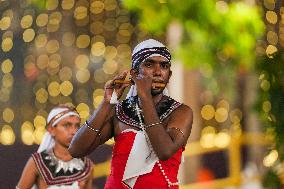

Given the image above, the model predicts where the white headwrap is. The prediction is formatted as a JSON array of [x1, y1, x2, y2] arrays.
[[37, 106, 80, 153], [110, 39, 171, 104]]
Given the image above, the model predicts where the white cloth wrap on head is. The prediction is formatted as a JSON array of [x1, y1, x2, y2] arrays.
[[37, 107, 80, 153], [131, 39, 171, 69]]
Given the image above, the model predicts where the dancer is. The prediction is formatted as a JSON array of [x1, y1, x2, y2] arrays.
[[17, 105, 93, 189], [69, 39, 193, 188]]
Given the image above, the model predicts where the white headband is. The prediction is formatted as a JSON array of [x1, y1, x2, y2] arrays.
[[37, 107, 80, 153], [131, 39, 171, 69], [47, 107, 80, 127]]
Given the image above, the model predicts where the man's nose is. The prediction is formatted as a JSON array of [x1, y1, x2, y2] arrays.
[[153, 64, 162, 76]]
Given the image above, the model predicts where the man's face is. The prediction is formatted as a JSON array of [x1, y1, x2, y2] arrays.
[[49, 116, 80, 148], [138, 56, 172, 96]]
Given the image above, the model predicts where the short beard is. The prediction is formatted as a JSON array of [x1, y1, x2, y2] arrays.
[[151, 88, 164, 96]]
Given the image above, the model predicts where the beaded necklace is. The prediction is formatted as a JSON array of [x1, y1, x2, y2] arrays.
[[135, 103, 179, 188]]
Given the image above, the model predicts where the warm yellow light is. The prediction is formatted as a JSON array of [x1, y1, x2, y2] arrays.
[[201, 126, 216, 135], [76, 34, 90, 48], [200, 133, 216, 148], [0, 125, 15, 145], [21, 121, 34, 131], [36, 88, 48, 103], [263, 150, 278, 167], [93, 95, 104, 108], [33, 128, 46, 145], [76, 69, 90, 83], [22, 129, 34, 145], [217, 99, 230, 110], [0, 16, 11, 30], [2, 73, 14, 88], [47, 20, 60, 33], [215, 107, 228, 123], [266, 11, 278, 24], [264, 0, 275, 10], [48, 81, 60, 97], [93, 89, 105, 98], [74, 6, 88, 20], [263, 101, 272, 113], [94, 69, 108, 83], [75, 54, 89, 69], [36, 13, 49, 27], [90, 1, 105, 14], [231, 123, 242, 137], [60, 81, 73, 96], [267, 31, 278, 45], [104, 46, 117, 59], [0, 90, 10, 102], [20, 15, 33, 29], [201, 105, 215, 120], [59, 66, 73, 81], [214, 132, 231, 148], [76, 103, 90, 119], [48, 59, 60, 69], [2, 37, 13, 52], [3, 107, 14, 123], [104, 18, 116, 32], [104, 0, 117, 11], [46, 0, 59, 11], [49, 12, 62, 25], [266, 45, 278, 58], [37, 54, 49, 70], [1, 59, 13, 73], [34, 115, 46, 128], [103, 60, 118, 74], [260, 80, 270, 91], [23, 28, 35, 42], [117, 44, 131, 58], [35, 34, 47, 48], [116, 32, 130, 43], [62, 32, 75, 47], [90, 21, 104, 34], [91, 42, 106, 56], [229, 109, 242, 123], [46, 40, 59, 54], [62, 0, 75, 10], [50, 53, 61, 63], [118, 29, 131, 38]]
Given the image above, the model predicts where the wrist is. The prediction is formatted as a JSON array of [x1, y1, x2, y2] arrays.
[[139, 91, 152, 100]]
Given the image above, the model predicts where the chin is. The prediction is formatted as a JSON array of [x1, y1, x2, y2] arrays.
[[151, 89, 164, 96]]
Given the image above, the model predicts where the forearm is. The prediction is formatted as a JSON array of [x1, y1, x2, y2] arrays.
[[139, 95, 176, 160], [69, 100, 114, 157]]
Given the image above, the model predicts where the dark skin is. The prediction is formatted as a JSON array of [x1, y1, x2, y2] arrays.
[[17, 116, 94, 189], [69, 56, 193, 160]]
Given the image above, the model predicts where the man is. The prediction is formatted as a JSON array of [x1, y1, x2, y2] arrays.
[[17, 105, 94, 189], [69, 39, 193, 188]]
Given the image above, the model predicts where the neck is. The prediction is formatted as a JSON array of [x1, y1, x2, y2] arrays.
[[53, 143, 73, 161], [152, 93, 164, 105], [138, 93, 164, 107]]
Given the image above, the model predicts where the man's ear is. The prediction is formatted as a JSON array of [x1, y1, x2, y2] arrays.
[[47, 126, 55, 137]]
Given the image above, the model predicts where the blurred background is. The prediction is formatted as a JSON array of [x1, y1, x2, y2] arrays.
[[0, 0, 283, 188]]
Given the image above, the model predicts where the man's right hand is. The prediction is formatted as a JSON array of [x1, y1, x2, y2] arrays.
[[104, 70, 130, 102]]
